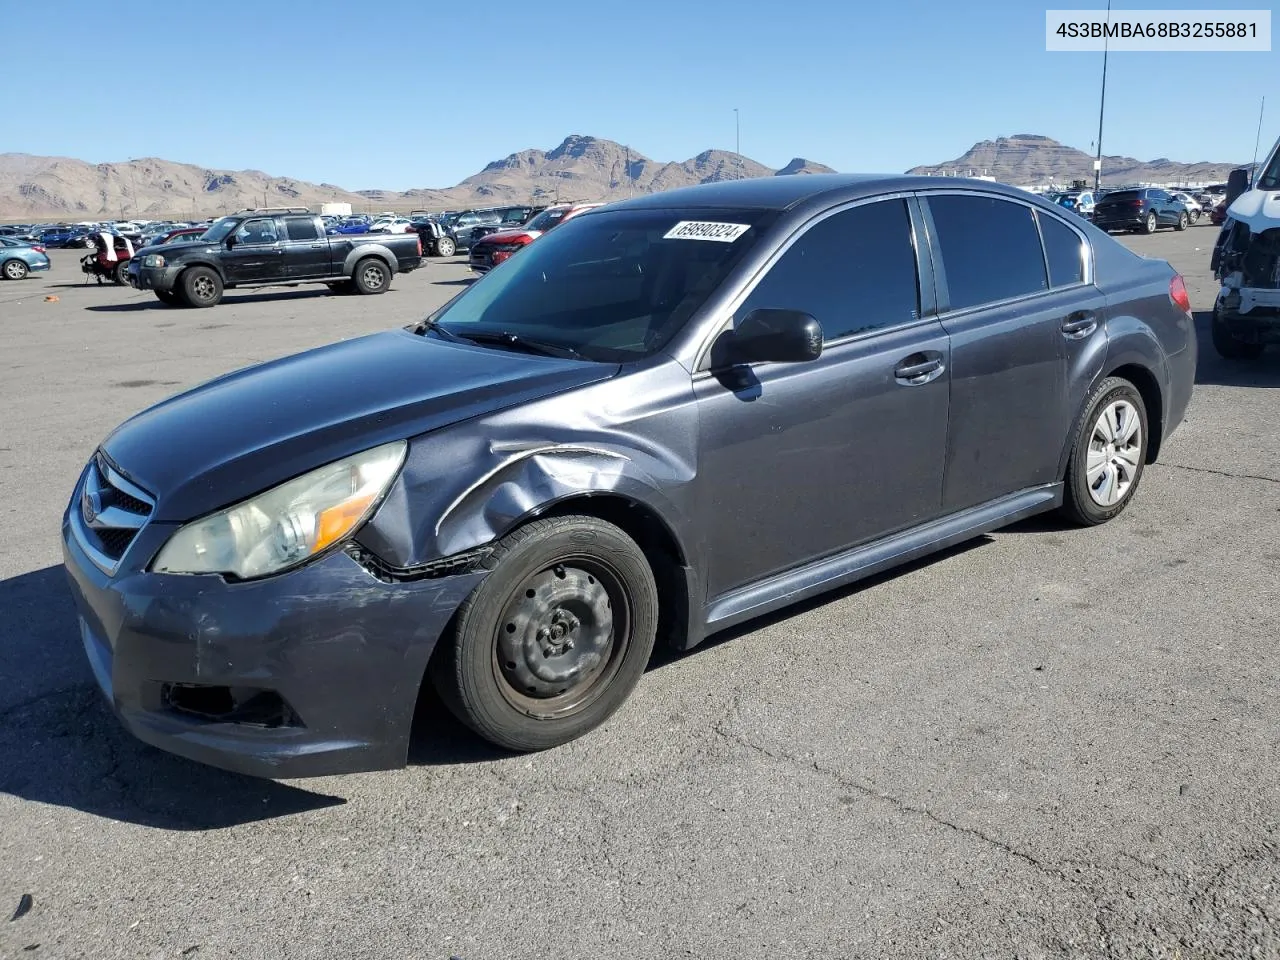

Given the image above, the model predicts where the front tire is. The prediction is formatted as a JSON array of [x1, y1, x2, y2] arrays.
[[1174, 212, 1189, 231], [1060, 377, 1148, 527], [114, 262, 130, 285], [180, 266, 223, 307], [1211, 307, 1265, 360], [432, 515, 659, 752], [353, 257, 390, 295], [434, 236, 456, 257], [1144, 212, 1158, 234], [2, 258, 28, 280]]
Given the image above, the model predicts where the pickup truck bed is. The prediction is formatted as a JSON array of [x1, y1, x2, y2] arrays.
[[129, 211, 424, 308]]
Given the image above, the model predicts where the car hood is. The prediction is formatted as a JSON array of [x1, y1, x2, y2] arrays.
[[102, 329, 620, 522], [1227, 187, 1280, 232], [478, 228, 541, 245]]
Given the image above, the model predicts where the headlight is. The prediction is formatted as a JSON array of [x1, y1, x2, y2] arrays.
[[143, 254, 166, 268], [152, 440, 407, 579]]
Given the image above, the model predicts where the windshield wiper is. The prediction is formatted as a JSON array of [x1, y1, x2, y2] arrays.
[[413, 317, 467, 342], [450, 330, 584, 361]]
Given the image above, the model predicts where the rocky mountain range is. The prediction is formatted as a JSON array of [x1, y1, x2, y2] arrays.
[[0, 136, 835, 220], [0, 133, 1243, 220], [908, 134, 1242, 185]]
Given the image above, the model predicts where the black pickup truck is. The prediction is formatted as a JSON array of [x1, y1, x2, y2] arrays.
[[128, 208, 424, 307]]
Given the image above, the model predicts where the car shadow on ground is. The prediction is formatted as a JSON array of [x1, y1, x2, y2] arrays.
[[1191, 311, 1280, 388], [648, 536, 996, 671], [0, 565, 346, 830], [84, 289, 342, 313]]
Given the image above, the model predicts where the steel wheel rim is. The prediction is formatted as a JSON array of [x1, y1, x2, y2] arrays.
[[491, 555, 631, 719], [1086, 399, 1142, 507], [362, 265, 385, 289], [4, 261, 24, 279]]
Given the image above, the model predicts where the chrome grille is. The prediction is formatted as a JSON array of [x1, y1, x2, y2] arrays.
[[73, 454, 155, 574]]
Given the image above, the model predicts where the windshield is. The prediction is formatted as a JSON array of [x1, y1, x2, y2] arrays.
[[524, 208, 569, 232], [202, 217, 239, 243], [1258, 149, 1280, 190], [428, 207, 775, 363]]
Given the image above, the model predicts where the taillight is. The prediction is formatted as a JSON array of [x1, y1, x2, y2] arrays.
[[33, 245, 45, 253], [1169, 273, 1192, 315], [1132, 200, 1144, 207], [416, 236, 422, 257]]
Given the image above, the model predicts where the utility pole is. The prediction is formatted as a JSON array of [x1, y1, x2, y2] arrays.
[[1094, 0, 1112, 194]]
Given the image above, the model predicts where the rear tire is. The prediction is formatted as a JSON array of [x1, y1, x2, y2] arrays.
[[2, 258, 28, 280], [1174, 212, 1189, 231], [1144, 212, 1158, 234], [353, 257, 390, 295], [180, 266, 223, 308], [113, 262, 130, 285], [1211, 307, 1265, 360], [431, 515, 659, 752], [1060, 377, 1148, 527]]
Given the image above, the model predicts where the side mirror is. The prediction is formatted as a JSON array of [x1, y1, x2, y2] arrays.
[[715, 308, 823, 366], [1226, 168, 1251, 205], [226, 236, 237, 249]]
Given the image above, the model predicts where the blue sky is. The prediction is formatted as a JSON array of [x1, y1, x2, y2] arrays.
[[8, 0, 1276, 190]]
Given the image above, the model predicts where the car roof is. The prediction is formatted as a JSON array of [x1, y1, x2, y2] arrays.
[[604, 173, 1039, 212]]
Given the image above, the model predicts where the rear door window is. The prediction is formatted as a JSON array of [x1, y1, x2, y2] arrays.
[[285, 218, 320, 241], [927, 194, 1048, 311], [738, 198, 920, 340]]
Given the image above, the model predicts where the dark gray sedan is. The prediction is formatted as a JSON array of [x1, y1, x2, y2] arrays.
[[62, 174, 1196, 777]]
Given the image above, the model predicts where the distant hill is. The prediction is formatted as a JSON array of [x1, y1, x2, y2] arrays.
[[908, 133, 1243, 185], [0, 133, 1242, 220], [0, 136, 837, 219]]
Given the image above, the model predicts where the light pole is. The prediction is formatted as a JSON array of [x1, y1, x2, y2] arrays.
[[1093, 0, 1111, 194], [734, 108, 741, 179], [127, 158, 139, 219]]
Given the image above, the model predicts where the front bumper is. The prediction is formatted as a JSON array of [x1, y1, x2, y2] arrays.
[[129, 263, 183, 293], [1217, 287, 1280, 343], [62, 486, 485, 779]]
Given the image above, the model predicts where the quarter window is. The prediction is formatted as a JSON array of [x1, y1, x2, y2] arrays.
[[1037, 212, 1086, 288], [737, 199, 920, 341], [928, 195, 1048, 310]]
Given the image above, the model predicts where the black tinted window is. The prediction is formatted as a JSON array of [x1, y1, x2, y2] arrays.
[[738, 199, 919, 340], [285, 219, 320, 241], [1037, 212, 1085, 288], [928, 195, 1047, 310]]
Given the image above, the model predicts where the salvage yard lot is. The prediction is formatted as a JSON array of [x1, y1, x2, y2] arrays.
[[2, 227, 1278, 958]]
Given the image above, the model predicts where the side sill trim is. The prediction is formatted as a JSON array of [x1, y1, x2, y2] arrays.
[[704, 483, 1063, 634]]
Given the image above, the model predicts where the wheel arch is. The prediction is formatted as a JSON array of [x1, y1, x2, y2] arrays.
[[174, 258, 227, 284], [1105, 362, 1165, 462], [343, 245, 397, 277]]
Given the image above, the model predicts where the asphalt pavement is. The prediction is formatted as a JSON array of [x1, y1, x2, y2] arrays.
[[1, 221, 1278, 960]]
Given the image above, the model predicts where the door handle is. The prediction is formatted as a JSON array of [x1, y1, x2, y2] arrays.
[[1060, 311, 1098, 339], [894, 354, 944, 384], [310, 243, 324, 248]]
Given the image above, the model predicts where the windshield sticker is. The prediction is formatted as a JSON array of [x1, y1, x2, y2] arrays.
[[663, 221, 751, 242]]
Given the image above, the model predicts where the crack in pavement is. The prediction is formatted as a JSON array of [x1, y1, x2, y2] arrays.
[[0, 684, 95, 725], [713, 725, 1055, 875], [1162, 462, 1280, 486]]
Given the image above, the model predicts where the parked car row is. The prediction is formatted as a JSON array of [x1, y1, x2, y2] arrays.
[[1041, 185, 1219, 234]]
